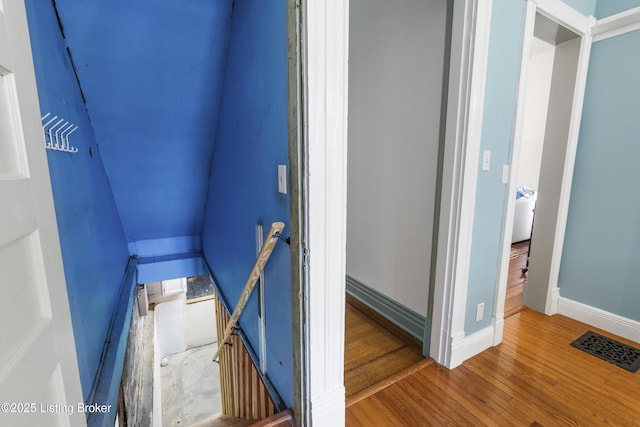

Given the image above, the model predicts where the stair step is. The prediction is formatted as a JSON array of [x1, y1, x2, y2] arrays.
[[189, 409, 294, 427], [249, 409, 295, 427], [189, 413, 254, 427]]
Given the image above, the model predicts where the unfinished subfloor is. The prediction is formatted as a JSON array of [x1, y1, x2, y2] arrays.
[[161, 342, 223, 426]]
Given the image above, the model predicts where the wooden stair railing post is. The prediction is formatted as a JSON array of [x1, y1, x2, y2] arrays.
[[213, 222, 285, 362]]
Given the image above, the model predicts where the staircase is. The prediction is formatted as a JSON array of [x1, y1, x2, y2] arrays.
[[199, 292, 294, 427]]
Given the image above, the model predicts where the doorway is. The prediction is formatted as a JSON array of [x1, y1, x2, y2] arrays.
[[344, 0, 451, 395], [504, 35, 556, 318], [496, 2, 592, 324]]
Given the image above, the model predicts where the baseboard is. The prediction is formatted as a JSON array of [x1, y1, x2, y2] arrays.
[[310, 386, 345, 427], [448, 326, 495, 369], [546, 287, 560, 315], [345, 275, 426, 341], [492, 316, 504, 346], [87, 261, 138, 427], [557, 297, 640, 344]]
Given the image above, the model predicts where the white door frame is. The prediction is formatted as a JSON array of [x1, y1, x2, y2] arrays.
[[304, 0, 349, 425], [304, 5, 498, 423], [429, 0, 494, 368], [303, 0, 591, 422], [494, 0, 593, 333]]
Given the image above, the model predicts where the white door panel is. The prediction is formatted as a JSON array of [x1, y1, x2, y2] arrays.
[[0, 1, 85, 426]]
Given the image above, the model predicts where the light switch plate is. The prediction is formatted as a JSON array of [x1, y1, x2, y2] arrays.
[[278, 164, 287, 194], [476, 302, 484, 322], [502, 164, 509, 184], [482, 150, 491, 171]]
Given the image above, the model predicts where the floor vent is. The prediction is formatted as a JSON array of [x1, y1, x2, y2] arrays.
[[571, 331, 640, 373]]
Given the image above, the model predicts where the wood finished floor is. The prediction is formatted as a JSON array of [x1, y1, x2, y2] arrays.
[[344, 297, 424, 398], [346, 309, 640, 426], [505, 240, 529, 318]]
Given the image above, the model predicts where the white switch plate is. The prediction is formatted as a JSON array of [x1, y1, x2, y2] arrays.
[[502, 164, 510, 184], [482, 150, 491, 171], [476, 302, 484, 322], [278, 164, 287, 194]]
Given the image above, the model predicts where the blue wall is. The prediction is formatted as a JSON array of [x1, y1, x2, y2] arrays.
[[201, 0, 292, 408], [563, 0, 596, 16], [25, 1, 130, 399], [136, 254, 207, 284], [465, 0, 640, 335], [595, 0, 640, 18], [465, 0, 526, 334], [558, 29, 640, 322], [53, 0, 234, 247]]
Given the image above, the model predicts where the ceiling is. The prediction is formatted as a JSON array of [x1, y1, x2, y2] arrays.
[[54, 0, 234, 243]]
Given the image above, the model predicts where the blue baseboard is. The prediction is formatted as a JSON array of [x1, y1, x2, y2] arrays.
[[87, 260, 137, 427], [346, 275, 426, 341]]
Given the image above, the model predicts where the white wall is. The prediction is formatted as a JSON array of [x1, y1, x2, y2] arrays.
[[517, 37, 555, 191], [184, 299, 217, 348], [155, 294, 187, 358], [347, 0, 447, 316]]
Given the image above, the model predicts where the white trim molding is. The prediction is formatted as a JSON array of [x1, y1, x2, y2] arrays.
[[593, 6, 640, 42], [449, 325, 495, 368], [536, 0, 593, 35], [305, 0, 349, 425], [430, 0, 493, 369], [542, 17, 594, 315], [310, 386, 347, 426], [558, 297, 640, 344]]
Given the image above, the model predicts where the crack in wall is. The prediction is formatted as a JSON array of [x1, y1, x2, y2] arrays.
[[51, 0, 88, 106]]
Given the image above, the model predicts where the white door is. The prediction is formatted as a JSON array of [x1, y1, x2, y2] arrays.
[[0, 1, 85, 426]]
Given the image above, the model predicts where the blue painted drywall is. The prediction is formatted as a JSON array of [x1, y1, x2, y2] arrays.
[[201, 0, 292, 409], [595, 0, 640, 18], [558, 30, 640, 322], [24, 1, 130, 399], [128, 236, 201, 258], [52, 0, 234, 247], [136, 254, 207, 284], [464, 0, 526, 335]]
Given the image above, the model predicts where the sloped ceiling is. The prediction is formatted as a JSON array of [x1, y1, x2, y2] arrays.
[[54, 0, 234, 244]]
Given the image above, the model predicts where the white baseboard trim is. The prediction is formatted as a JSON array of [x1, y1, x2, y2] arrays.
[[557, 297, 640, 344], [546, 287, 560, 315], [448, 326, 495, 369], [492, 316, 504, 346], [310, 386, 345, 426]]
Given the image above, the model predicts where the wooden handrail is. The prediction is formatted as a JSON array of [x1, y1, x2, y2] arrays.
[[213, 222, 286, 362]]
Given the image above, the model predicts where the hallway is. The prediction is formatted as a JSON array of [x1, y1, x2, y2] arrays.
[[346, 309, 640, 426]]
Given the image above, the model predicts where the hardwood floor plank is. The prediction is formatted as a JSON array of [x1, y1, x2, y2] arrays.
[[345, 345, 425, 396], [347, 309, 640, 426], [344, 301, 424, 397], [505, 241, 529, 317], [346, 294, 423, 348], [346, 358, 434, 407]]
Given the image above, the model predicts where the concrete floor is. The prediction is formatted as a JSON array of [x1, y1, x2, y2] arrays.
[[161, 342, 222, 426]]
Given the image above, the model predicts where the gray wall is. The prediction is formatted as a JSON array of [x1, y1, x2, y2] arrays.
[[347, 0, 448, 316]]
